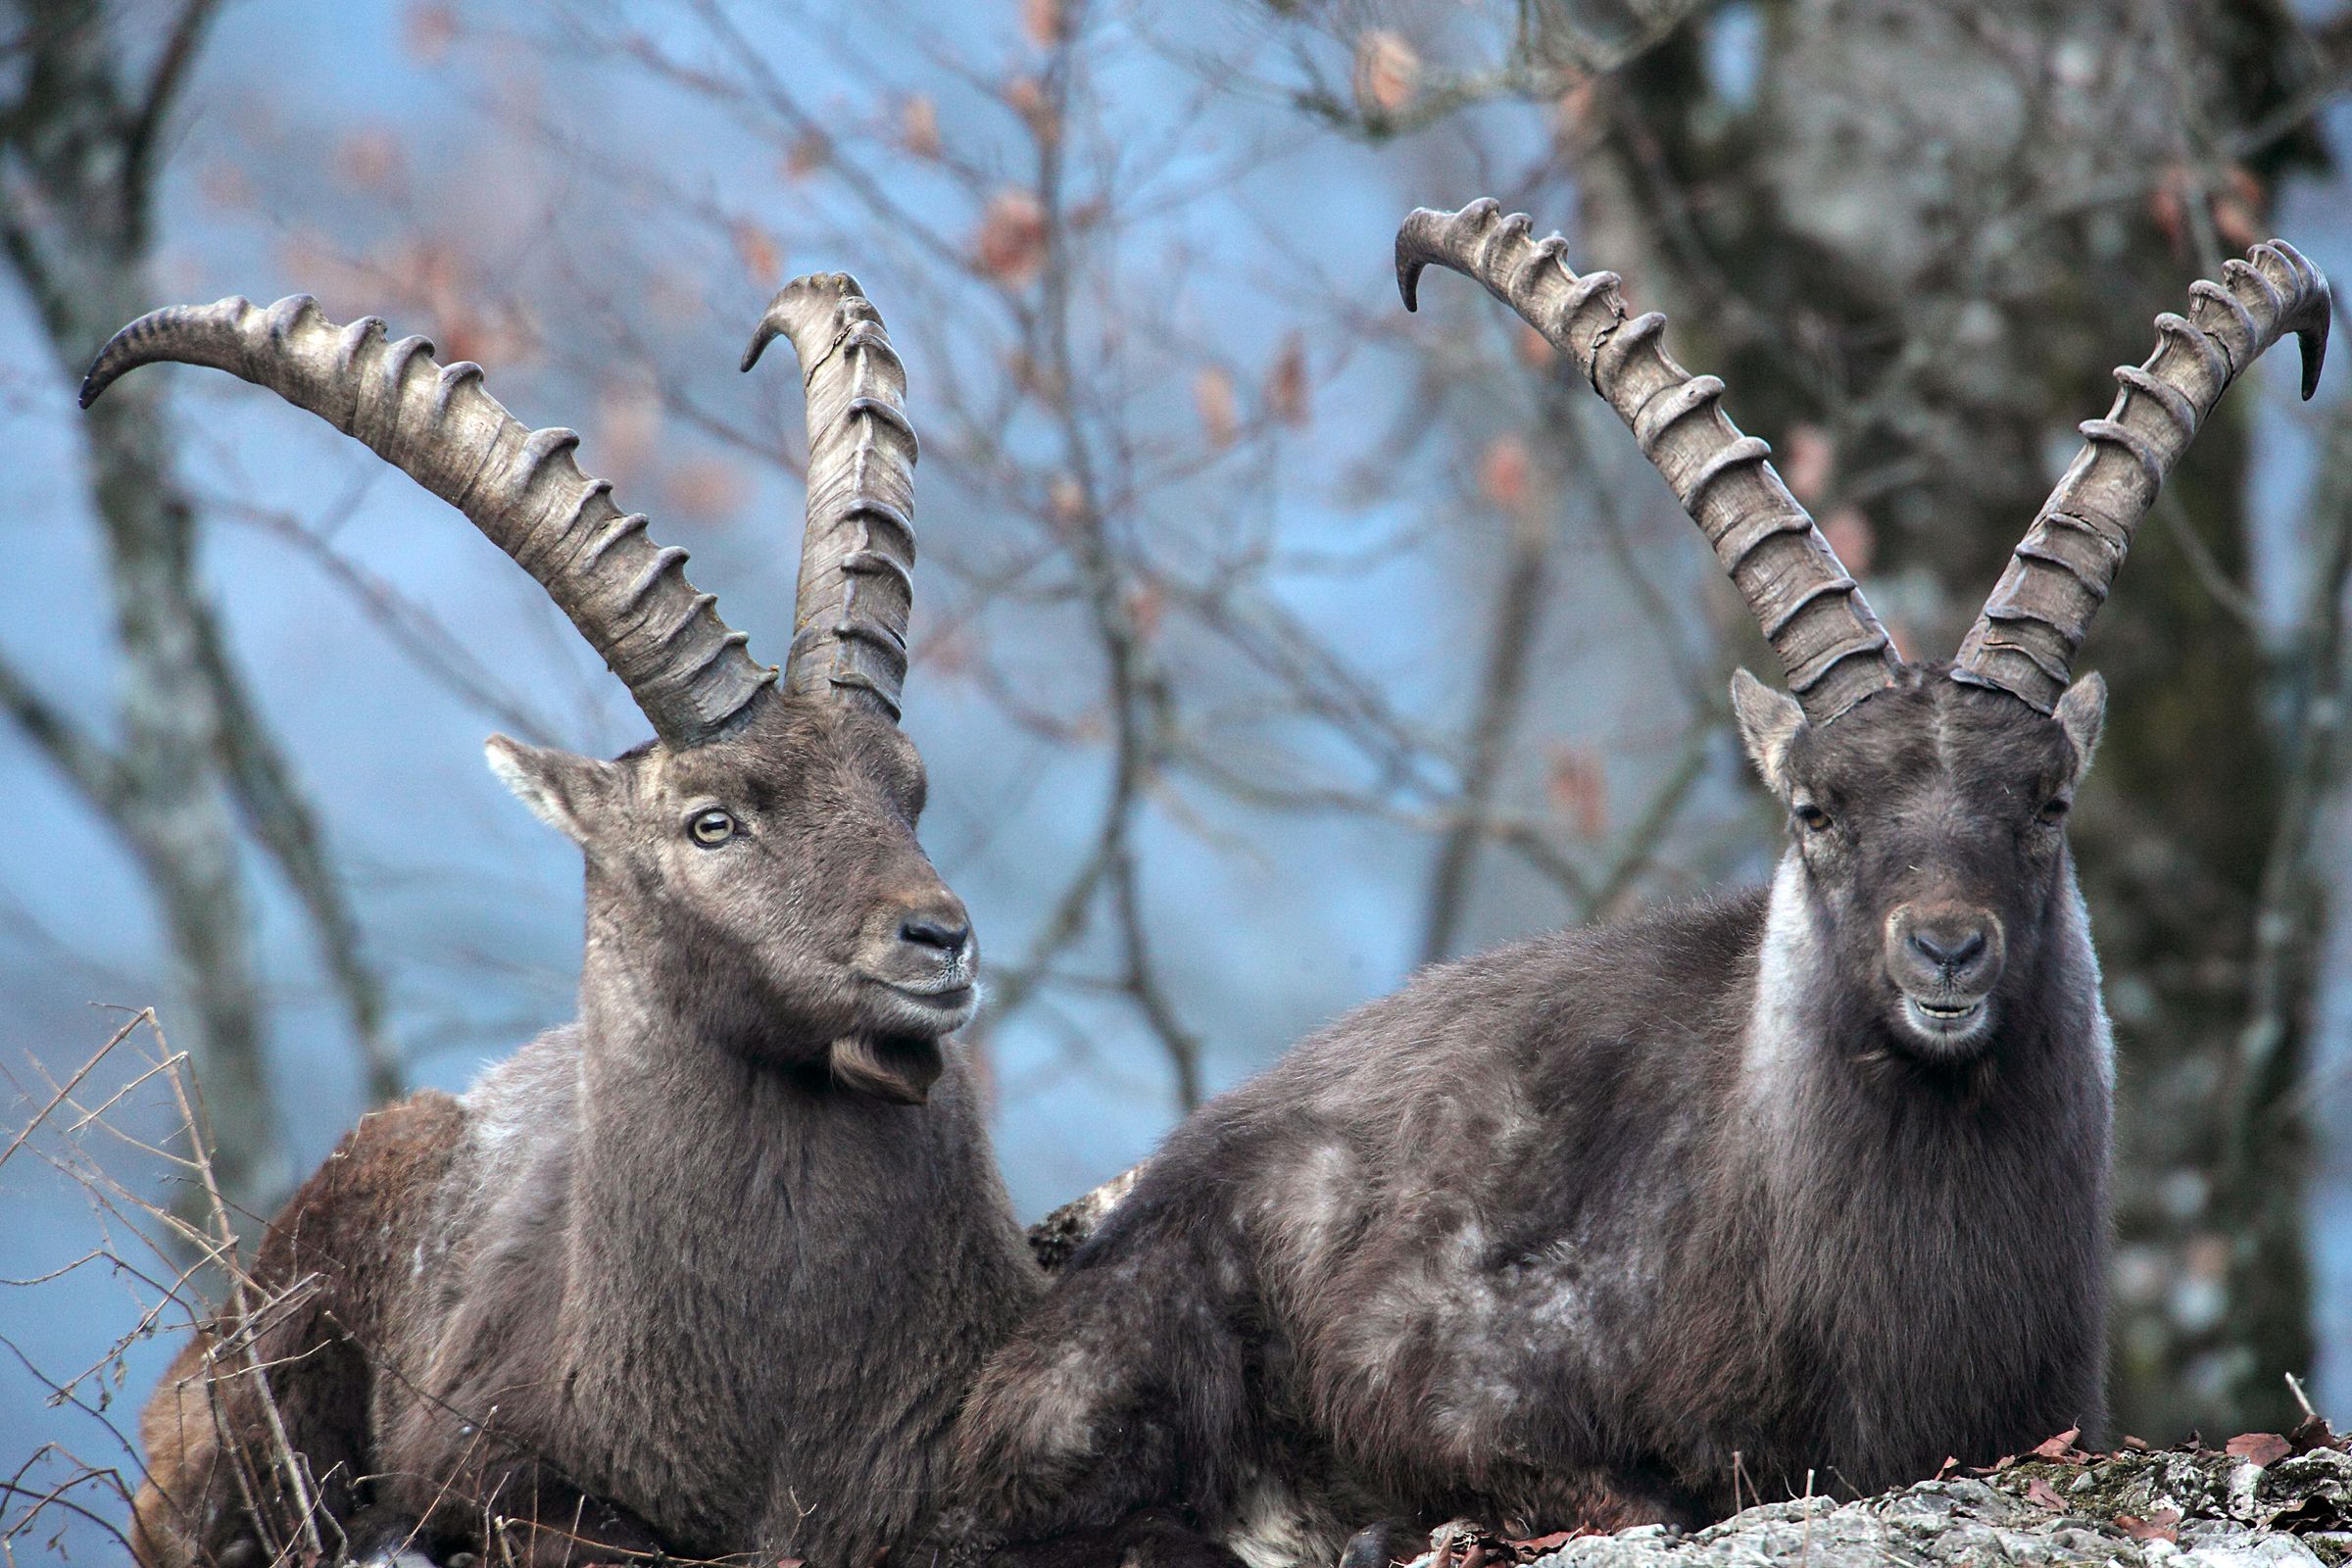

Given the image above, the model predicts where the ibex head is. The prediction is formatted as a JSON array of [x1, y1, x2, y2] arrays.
[[1399, 199, 2328, 1061], [1728, 665, 2102, 1056], [85, 273, 970, 1101], [485, 696, 968, 1098]]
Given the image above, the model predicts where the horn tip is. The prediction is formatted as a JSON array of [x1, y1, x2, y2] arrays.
[[2299, 304, 2328, 403], [1394, 207, 1450, 311], [2255, 235, 2330, 400], [740, 322, 778, 373], [1396, 257, 1424, 312], [742, 271, 870, 372], [80, 324, 141, 409]]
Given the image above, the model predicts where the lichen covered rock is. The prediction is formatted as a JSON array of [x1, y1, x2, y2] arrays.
[[1411, 1427, 2352, 1568]]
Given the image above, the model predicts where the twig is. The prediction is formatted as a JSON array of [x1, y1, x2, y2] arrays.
[[122, 0, 226, 213], [0, 650, 128, 813], [156, 1022, 327, 1562], [0, 1010, 148, 1174], [211, 493, 567, 746]]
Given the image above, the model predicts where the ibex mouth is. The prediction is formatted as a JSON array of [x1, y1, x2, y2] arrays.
[[863, 975, 980, 1034], [887, 979, 976, 1004], [1901, 994, 1988, 1043]]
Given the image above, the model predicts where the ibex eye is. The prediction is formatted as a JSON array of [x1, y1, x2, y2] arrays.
[[1794, 803, 1833, 833], [2037, 797, 2072, 824], [689, 808, 738, 847]]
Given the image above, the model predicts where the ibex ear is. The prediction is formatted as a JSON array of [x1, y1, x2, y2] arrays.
[[2053, 672, 2107, 784], [485, 735, 619, 846], [1730, 669, 1807, 799]]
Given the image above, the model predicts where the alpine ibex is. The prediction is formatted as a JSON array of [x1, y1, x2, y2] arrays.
[[955, 202, 2331, 1566], [100, 276, 1041, 1567]]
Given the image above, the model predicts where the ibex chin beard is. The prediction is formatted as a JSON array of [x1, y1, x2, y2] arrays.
[[830, 1033, 949, 1104]]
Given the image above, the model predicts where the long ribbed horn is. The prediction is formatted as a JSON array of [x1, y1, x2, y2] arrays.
[[741, 273, 917, 721], [81, 295, 774, 748], [1397, 199, 1900, 724], [1954, 240, 2330, 711]]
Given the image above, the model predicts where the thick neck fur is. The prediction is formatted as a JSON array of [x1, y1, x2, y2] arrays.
[[1691, 848, 2112, 1496], [486, 871, 1037, 1562], [1737, 846, 2113, 1163]]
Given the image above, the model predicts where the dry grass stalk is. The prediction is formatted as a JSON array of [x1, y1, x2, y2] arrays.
[[2, 1011, 775, 1566]]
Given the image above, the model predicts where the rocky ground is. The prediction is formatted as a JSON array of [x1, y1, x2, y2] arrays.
[[1404, 1422, 2352, 1567]]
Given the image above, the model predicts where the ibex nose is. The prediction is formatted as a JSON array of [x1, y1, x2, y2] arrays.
[[1887, 902, 2002, 995], [1909, 924, 1986, 972], [900, 911, 971, 956], [895, 892, 972, 962]]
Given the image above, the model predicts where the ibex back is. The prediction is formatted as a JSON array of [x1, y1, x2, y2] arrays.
[[953, 202, 2330, 1566], [99, 277, 1040, 1567]]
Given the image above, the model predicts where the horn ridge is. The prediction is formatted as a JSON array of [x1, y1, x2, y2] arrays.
[[1954, 239, 2330, 710], [1396, 199, 1902, 723], [743, 272, 920, 722], [81, 294, 774, 746]]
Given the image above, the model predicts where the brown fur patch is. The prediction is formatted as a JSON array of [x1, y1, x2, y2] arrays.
[[132, 1091, 466, 1568]]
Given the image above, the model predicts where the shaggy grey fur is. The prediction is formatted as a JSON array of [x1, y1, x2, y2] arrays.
[[956, 665, 2115, 1567]]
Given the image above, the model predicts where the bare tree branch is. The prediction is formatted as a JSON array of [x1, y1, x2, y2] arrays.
[[1420, 490, 1552, 963], [2230, 398, 2352, 1163], [121, 0, 224, 225], [210, 495, 566, 746], [190, 607, 403, 1106], [0, 649, 126, 812]]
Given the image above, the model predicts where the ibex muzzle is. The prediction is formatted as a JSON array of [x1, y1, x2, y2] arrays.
[[868, 885, 978, 1016], [1886, 900, 2002, 1031], [847, 870, 981, 1103]]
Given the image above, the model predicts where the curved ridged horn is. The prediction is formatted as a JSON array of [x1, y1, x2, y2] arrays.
[[1397, 199, 1901, 724], [741, 273, 917, 721], [81, 295, 774, 748], [1954, 240, 2330, 711]]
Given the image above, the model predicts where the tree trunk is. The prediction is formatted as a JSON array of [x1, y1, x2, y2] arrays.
[[0, 0, 401, 1221]]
